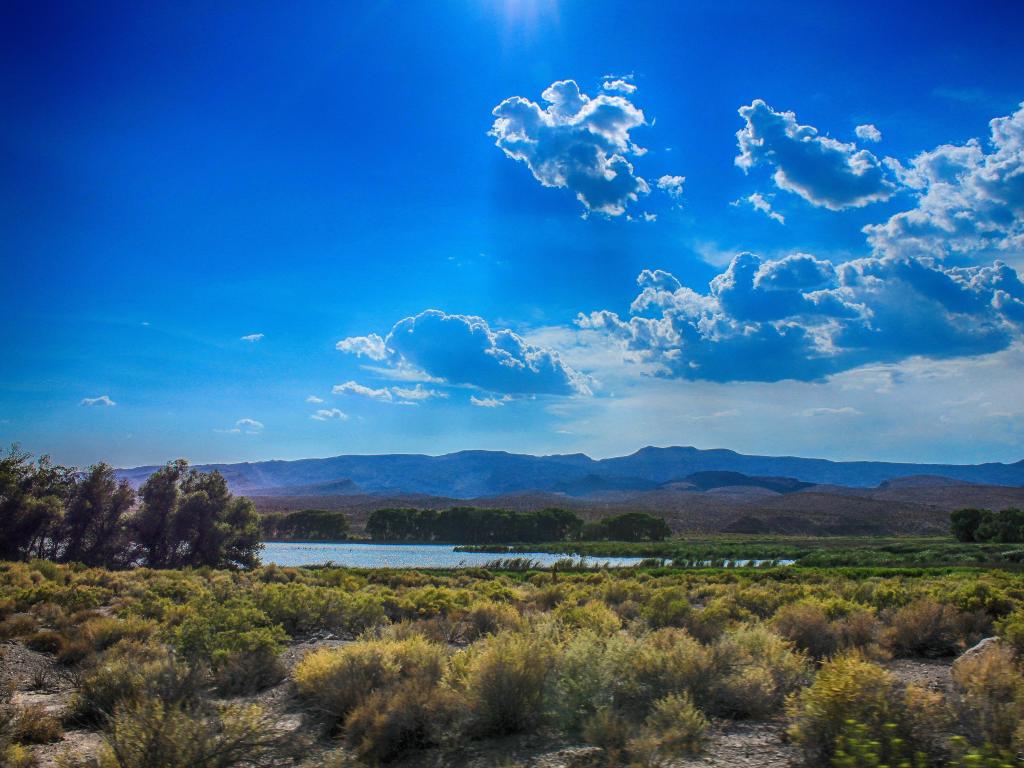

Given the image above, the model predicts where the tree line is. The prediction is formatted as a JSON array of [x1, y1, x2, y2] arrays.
[[950, 507, 1024, 543], [364, 506, 671, 543], [261, 508, 350, 541], [0, 448, 261, 568]]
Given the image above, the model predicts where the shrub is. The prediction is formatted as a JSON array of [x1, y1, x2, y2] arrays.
[[951, 642, 1024, 749], [455, 630, 556, 737], [616, 628, 715, 715], [996, 609, 1024, 656], [72, 642, 199, 725], [627, 693, 708, 764], [10, 703, 63, 744], [554, 631, 638, 731], [786, 653, 948, 764], [555, 600, 621, 635], [710, 625, 810, 718], [643, 588, 691, 629], [0, 614, 38, 639], [886, 599, 962, 657], [294, 636, 446, 728], [25, 629, 64, 654], [460, 601, 522, 641], [344, 680, 460, 764], [772, 602, 837, 658], [96, 700, 294, 768]]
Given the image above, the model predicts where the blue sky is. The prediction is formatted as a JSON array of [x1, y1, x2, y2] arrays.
[[2, 0, 1024, 468]]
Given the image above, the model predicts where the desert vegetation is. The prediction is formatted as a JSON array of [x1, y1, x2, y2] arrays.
[[1, 558, 1023, 767]]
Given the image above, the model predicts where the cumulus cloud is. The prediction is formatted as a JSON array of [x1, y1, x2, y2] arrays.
[[333, 380, 393, 401], [81, 395, 116, 407], [217, 418, 263, 434], [804, 406, 861, 416], [336, 334, 388, 360], [338, 310, 590, 396], [470, 395, 512, 408], [240, 333, 264, 343], [855, 124, 882, 142], [864, 101, 1024, 263], [740, 192, 785, 224], [578, 251, 1024, 383], [306, 395, 324, 404], [656, 174, 685, 201], [735, 99, 897, 210], [310, 408, 348, 421], [602, 78, 636, 94], [490, 79, 649, 216]]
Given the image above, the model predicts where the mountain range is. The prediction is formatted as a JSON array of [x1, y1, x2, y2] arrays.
[[117, 445, 1024, 497]]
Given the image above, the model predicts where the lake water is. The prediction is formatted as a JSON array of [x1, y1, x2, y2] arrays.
[[260, 541, 645, 569]]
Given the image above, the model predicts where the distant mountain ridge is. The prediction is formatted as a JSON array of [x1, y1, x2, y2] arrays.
[[116, 445, 1024, 498]]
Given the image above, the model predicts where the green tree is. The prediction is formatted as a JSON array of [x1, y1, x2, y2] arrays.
[[133, 460, 261, 568], [950, 508, 985, 542], [62, 463, 135, 567], [0, 446, 73, 560]]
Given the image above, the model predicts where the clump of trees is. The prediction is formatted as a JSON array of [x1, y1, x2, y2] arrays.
[[582, 512, 672, 542], [0, 447, 260, 568], [950, 507, 1024, 543], [261, 509, 349, 541], [365, 507, 583, 544]]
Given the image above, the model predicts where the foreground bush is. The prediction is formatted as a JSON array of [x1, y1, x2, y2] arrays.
[[96, 700, 294, 768], [453, 630, 557, 736], [951, 642, 1024, 750], [294, 636, 446, 727], [786, 653, 948, 764]]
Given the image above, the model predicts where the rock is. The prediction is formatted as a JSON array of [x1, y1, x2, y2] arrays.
[[952, 636, 1002, 673]]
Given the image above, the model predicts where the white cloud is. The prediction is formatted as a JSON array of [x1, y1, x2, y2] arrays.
[[338, 310, 591, 396], [333, 380, 393, 401], [742, 192, 785, 224], [470, 395, 512, 408], [602, 78, 636, 94], [490, 79, 650, 216], [391, 384, 447, 401], [306, 395, 325, 404], [336, 333, 388, 360], [656, 174, 685, 201], [81, 395, 116, 407], [864, 101, 1024, 265], [240, 333, 264, 343], [855, 124, 882, 142], [310, 408, 349, 421], [577, 250, 1024, 383], [235, 418, 263, 433], [735, 99, 897, 210], [803, 406, 861, 417]]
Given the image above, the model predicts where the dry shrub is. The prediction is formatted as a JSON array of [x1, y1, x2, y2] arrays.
[[772, 602, 837, 658], [555, 600, 621, 636], [344, 680, 460, 764], [97, 700, 294, 768], [787, 652, 949, 764], [951, 642, 1024, 749], [454, 630, 556, 737], [72, 642, 199, 725], [293, 636, 446, 728], [886, 599, 962, 657], [25, 629, 64, 654], [0, 614, 38, 639], [627, 693, 708, 765], [710, 625, 810, 718], [460, 601, 521, 641], [11, 703, 63, 744]]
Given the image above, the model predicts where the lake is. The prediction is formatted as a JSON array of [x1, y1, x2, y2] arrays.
[[260, 541, 646, 569]]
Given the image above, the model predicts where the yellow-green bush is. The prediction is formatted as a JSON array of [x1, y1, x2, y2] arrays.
[[886, 598, 963, 657], [452, 630, 557, 737], [710, 625, 810, 718], [627, 693, 708, 764], [787, 653, 948, 764], [951, 642, 1024, 749], [294, 636, 447, 727]]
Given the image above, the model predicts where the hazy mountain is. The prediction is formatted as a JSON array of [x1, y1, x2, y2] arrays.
[[116, 445, 1024, 498]]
